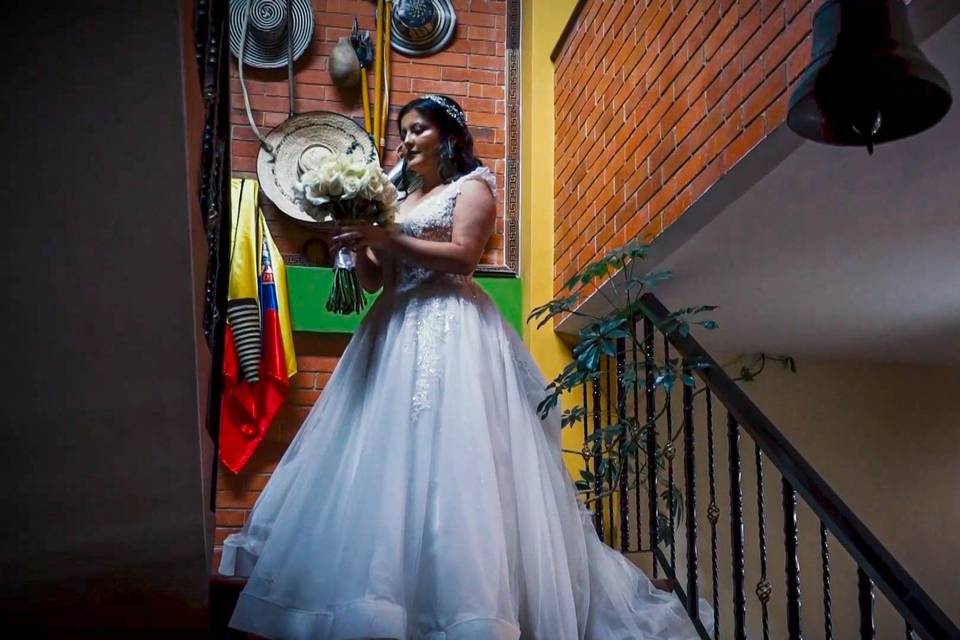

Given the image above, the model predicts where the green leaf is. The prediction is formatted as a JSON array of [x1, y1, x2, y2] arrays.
[[561, 406, 587, 429], [600, 340, 617, 358], [526, 293, 581, 328], [621, 369, 645, 387], [536, 392, 560, 419], [562, 271, 583, 291], [598, 317, 627, 334], [657, 512, 673, 544], [626, 269, 673, 292], [655, 371, 676, 393]]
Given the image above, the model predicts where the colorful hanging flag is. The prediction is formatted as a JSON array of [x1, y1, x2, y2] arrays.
[[219, 178, 298, 474]]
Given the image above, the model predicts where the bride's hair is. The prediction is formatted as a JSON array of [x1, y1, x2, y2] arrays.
[[393, 95, 482, 195]]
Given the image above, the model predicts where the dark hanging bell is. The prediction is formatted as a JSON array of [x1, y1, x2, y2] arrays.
[[787, 0, 952, 154]]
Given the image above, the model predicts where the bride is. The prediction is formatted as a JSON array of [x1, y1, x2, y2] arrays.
[[219, 94, 709, 639]]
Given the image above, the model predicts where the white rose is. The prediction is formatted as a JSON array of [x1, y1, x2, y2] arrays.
[[298, 169, 322, 189], [342, 175, 362, 199], [326, 174, 344, 198], [363, 173, 384, 200]]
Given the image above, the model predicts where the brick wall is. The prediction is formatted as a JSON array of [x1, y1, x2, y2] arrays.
[[553, 0, 814, 297], [215, 0, 509, 572]]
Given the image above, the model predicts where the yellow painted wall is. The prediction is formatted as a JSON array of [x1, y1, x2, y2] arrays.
[[520, 0, 582, 476]]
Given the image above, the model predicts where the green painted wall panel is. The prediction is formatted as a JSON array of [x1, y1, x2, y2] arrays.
[[286, 266, 523, 335]]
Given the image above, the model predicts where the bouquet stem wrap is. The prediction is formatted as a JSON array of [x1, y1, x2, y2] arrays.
[[327, 246, 367, 314]]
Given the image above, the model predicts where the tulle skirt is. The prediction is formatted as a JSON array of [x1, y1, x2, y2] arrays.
[[220, 277, 709, 639]]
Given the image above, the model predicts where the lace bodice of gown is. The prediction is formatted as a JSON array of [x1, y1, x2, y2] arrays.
[[390, 166, 496, 293]]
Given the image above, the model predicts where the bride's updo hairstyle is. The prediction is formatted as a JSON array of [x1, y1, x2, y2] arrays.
[[394, 94, 482, 193]]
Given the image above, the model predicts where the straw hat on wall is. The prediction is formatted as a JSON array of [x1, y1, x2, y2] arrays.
[[256, 111, 378, 224]]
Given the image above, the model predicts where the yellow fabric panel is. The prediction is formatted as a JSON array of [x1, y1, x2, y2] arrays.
[[229, 179, 261, 302], [230, 177, 298, 379]]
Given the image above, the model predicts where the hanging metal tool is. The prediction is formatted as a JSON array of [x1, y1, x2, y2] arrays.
[[379, 0, 393, 159], [350, 17, 374, 135], [373, 0, 386, 161]]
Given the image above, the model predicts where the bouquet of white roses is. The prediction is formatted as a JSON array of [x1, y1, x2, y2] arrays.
[[294, 153, 399, 314]]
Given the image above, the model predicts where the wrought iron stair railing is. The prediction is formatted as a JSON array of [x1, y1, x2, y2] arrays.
[[580, 292, 959, 640]]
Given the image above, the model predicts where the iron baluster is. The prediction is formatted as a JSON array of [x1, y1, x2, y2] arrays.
[[665, 337, 676, 572], [821, 523, 833, 640], [859, 568, 876, 640], [682, 362, 699, 617], [643, 316, 659, 577], [783, 478, 803, 640], [706, 390, 719, 639], [631, 316, 642, 551], [617, 338, 629, 552], [592, 374, 604, 539], [756, 444, 772, 639], [606, 355, 614, 546], [728, 413, 747, 640], [582, 381, 589, 456]]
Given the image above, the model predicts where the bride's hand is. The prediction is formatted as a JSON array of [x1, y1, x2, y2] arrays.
[[332, 223, 396, 251]]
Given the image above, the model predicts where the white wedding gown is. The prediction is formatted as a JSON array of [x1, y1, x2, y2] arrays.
[[220, 166, 710, 639]]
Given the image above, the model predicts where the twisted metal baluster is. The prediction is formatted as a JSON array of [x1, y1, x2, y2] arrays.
[[682, 362, 699, 617], [592, 374, 604, 539], [728, 414, 747, 640], [858, 568, 876, 639], [606, 355, 615, 546], [664, 337, 677, 571], [631, 317, 642, 551], [821, 523, 833, 640], [643, 317, 659, 577], [616, 338, 629, 552], [582, 381, 589, 459], [705, 390, 719, 640], [755, 445, 772, 639], [783, 478, 803, 640]]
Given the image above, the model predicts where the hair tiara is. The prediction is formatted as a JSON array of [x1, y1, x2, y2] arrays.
[[423, 94, 467, 128]]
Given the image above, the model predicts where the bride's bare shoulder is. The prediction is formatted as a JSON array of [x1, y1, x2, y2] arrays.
[[453, 178, 496, 228]]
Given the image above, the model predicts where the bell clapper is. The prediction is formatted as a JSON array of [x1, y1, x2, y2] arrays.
[[852, 110, 883, 155]]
